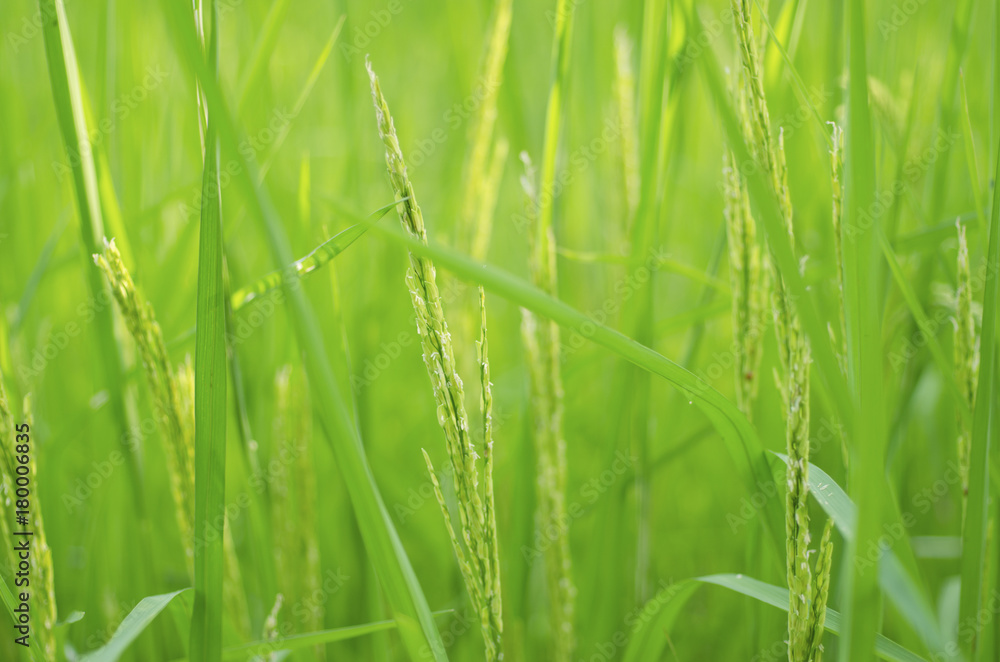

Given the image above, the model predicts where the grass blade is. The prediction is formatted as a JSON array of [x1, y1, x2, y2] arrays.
[[959, 72, 990, 238], [189, 3, 228, 660], [840, 1, 887, 659], [696, 575, 928, 662], [528, 0, 578, 654], [620, 581, 700, 662], [927, 0, 975, 220], [256, 15, 345, 181], [11, 213, 68, 335], [957, 110, 1000, 661], [620, 575, 927, 662], [81, 589, 192, 662], [218, 612, 452, 660], [235, 0, 291, 115], [230, 199, 398, 310]]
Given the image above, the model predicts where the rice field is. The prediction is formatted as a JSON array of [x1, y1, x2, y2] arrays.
[[0, 0, 999, 660]]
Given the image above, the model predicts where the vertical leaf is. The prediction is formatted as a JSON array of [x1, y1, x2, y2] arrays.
[[190, 2, 228, 660], [958, 113, 1000, 662], [840, 1, 886, 659]]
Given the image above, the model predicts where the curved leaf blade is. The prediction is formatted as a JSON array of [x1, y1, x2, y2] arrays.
[[374, 224, 787, 554], [81, 589, 191, 662], [774, 454, 947, 657], [622, 576, 928, 662]]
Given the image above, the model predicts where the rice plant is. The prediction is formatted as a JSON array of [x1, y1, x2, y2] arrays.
[[954, 221, 978, 500], [368, 60, 503, 661], [95, 241, 196, 555], [3, 0, 1000, 660], [728, 1, 834, 658]]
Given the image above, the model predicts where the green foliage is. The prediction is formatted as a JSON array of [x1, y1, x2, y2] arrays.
[[3, 0, 999, 660]]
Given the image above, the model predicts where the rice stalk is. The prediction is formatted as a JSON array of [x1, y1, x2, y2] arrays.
[[614, 26, 640, 225], [456, 0, 512, 389], [95, 240, 195, 550], [766, 141, 820, 660], [722, 140, 767, 418], [517, 5, 576, 650], [807, 520, 835, 662], [461, 0, 512, 260], [723, 27, 770, 421], [954, 221, 978, 501], [258, 592, 284, 662], [729, 3, 834, 659], [957, 69, 1000, 657], [518, 149, 575, 660], [272, 366, 323, 657], [471, 139, 510, 265], [368, 59, 503, 661], [829, 123, 847, 373]]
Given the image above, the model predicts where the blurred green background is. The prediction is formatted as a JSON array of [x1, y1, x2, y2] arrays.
[[0, 0, 994, 659]]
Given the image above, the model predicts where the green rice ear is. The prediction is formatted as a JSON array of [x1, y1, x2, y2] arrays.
[[368, 59, 505, 662], [954, 219, 977, 499]]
